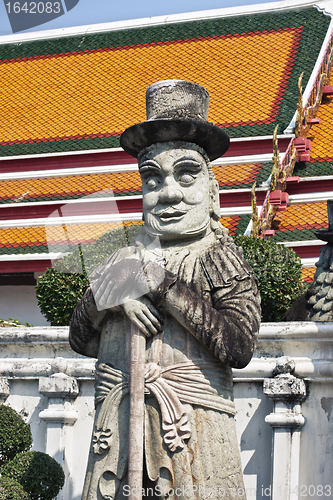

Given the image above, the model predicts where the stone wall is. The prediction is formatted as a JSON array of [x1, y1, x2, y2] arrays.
[[0, 322, 332, 500]]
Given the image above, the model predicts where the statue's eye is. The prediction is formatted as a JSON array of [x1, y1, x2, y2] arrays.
[[146, 178, 158, 190], [179, 174, 194, 184]]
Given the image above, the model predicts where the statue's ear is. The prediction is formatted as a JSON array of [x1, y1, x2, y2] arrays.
[[210, 179, 220, 221]]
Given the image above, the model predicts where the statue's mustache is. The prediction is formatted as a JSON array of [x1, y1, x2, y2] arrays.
[[152, 206, 189, 217]]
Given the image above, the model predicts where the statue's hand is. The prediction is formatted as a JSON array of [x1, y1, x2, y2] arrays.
[[92, 259, 143, 310], [122, 296, 164, 337], [91, 259, 176, 311]]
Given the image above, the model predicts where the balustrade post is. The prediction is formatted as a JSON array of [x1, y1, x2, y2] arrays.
[[263, 357, 307, 500], [0, 377, 10, 403], [39, 359, 79, 500]]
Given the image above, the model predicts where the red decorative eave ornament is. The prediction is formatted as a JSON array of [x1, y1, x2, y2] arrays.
[[270, 190, 289, 211], [294, 136, 312, 162], [322, 85, 333, 96]]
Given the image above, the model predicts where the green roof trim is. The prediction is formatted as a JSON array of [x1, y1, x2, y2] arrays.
[[294, 160, 333, 177], [273, 227, 319, 242], [0, 245, 49, 255]]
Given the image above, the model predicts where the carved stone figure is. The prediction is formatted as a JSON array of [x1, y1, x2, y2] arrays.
[[69, 80, 261, 500], [285, 200, 333, 321]]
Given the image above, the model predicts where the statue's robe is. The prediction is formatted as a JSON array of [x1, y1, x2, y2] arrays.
[[69, 230, 261, 500]]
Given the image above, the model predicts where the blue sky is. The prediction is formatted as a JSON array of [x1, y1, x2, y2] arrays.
[[0, 0, 278, 36]]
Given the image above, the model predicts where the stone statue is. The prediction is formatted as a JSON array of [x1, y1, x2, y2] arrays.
[[285, 200, 333, 321], [69, 80, 261, 500]]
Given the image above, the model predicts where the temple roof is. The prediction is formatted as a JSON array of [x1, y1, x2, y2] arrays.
[[0, 6, 330, 156], [2, 0, 333, 284]]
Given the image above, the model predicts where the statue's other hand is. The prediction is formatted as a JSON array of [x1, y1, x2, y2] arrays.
[[122, 296, 164, 337], [136, 261, 177, 305], [92, 259, 143, 310], [91, 258, 176, 311]]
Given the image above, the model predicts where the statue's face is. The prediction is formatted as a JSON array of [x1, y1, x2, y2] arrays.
[[139, 143, 211, 241]]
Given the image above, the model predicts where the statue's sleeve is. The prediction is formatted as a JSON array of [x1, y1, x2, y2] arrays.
[[158, 244, 261, 369], [69, 287, 107, 358], [69, 248, 127, 357]]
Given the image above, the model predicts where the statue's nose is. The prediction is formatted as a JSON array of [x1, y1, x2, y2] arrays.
[[159, 184, 183, 204]]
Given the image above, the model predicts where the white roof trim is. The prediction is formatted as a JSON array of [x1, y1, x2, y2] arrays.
[[301, 257, 318, 267], [0, 194, 142, 209], [299, 175, 333, 182], [0, 213, 143, 228], [0, 147, 123, 161], [289, 191, 333, 203], [0, 164, 139, 180], [279, 240, 324, 246], [0, 253, 66, 262], [220, 207, 252, 216], [0, 153, 281, 181], [0, 0, 328, 45]]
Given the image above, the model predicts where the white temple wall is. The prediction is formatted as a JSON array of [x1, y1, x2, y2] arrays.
[[0, 322, 332, 500], [0, 285, 49, 326]]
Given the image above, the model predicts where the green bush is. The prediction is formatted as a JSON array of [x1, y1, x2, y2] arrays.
[[36, 224, 142, 326], [233, 235, 306, 322], [0, 405, 32, 467], [35, 268, 89, 326], [0, 476, 31, 500], [1, 451, 65, 500]]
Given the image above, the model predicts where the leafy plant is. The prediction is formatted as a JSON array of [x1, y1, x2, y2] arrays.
[[0, 476, 31, 500], [35, 268, 89, 326], [233, 235, 306, 322], [0, 319, 33, 327], [0, 405, 32, 467], [1, 451, 65, 500], [36, 224, 142, 326]]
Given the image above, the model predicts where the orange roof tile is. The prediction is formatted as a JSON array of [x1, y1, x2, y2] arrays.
[[0, 221, 142, 252], [273, 202, 328, 231], [302, 267, 316, 283], [213, 163, 264, 187], [0, 171, 142, 203], [0, 29, 299, 147], [309, 95, 333, 161]]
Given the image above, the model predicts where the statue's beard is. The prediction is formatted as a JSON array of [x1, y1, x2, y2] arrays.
[[144, 213, 210, 240]]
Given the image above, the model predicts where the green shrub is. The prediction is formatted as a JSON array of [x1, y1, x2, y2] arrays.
[[36, 268, 89, 326], [233, 235, 306, 322], [1, 451, 65, 500], [0, 476, 31, 500], [0, 405, 32, 467], [36, 224, 142, 326]]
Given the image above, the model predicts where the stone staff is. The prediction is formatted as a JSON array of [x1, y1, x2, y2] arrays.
[[128, 323, 145, 500]]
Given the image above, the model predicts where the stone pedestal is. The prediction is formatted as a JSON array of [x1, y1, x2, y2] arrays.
[[39, 361, 79, 500], [264, 357, 307, 500]]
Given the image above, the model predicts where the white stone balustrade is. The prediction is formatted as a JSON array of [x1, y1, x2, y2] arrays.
[[0, 322, 332, 499]]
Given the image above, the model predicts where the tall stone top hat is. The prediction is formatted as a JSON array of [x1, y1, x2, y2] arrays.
[[315, 200, 333, 243], [120, 80, 230, 161]]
